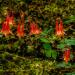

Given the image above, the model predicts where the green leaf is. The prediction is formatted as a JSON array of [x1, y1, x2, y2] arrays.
[[64, 19, 72, 24], [64, 15, 75, 24], [41, 28, 53, 36], [56, 62, 71, 68], [64, 38, 75, 45], [43, 43, 57, 59], [13, 41, 19, 48], [69, 15, 75, 20], [45, 49, 52, 57], [65, 72, 75, 75], [57, 43, 66, 49], [43, 43, 51, 50], [45, 49, 57, 59], [40, 38, 49, 43], [51, 50, 57, 59], [41, 31, 48, 36]]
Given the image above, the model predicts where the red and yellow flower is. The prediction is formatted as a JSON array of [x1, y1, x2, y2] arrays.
[[6, 15, 15, 27], [1, 21, 12, 36], [17, 23, 24, 38], [63, 48, 70, 63], [30, 22, 41, 35], [55, 19, 64, 37]]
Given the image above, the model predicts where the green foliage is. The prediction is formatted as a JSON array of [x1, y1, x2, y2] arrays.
[[44, 4, 58, 13], [65, 72, 75, 75], [64, 38, 75, 46], [64, 15, 75, 24], [45, 49, 57, 59], [56, 62, 72, 68], [57, 38, 75, 49], [43, 43, 51, 50], [57, 43, 66, 49], [43, 43, 57, 59], [40, 38, 49, 43], [13, 41, 19, 49], [41, 28, 53, 36]]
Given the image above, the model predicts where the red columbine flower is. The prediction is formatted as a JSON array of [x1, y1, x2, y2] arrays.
[[55, 19, 64, 37], [5, 15, 15, 27], [30, 22, 41, 35], [17, 23, 24, 38], [1, 21, 12, 36], [16, 11, 25, 38], [63, 48, 70, 63]]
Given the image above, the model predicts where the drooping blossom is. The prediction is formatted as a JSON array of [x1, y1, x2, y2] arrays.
[[55, 19, 64, 37], [5, 9, 15, 27], [5, 15, 15, 26], [1, 21, 12, 36], [63, 48, 70, 63], [16, 11, 25, 38], [17, 23, 24, 38], [30, 22, 41, 35]]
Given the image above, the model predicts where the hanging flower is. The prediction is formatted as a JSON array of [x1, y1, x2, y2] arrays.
[[55, 19, 64, 37], [5, 14, 15, 27], [63, 48, 70, 63], [16, 11, 25, 38], [30, 22, 41, 35], [1, 21, 12, 36], [17, 23, 24, 38]]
